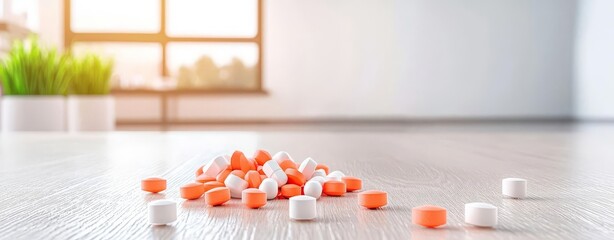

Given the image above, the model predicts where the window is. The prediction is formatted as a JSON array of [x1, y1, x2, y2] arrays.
[[64, 0, 263, 92]]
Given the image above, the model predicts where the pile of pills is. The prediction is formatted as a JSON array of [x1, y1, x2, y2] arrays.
[[142, 150, 528, 230]]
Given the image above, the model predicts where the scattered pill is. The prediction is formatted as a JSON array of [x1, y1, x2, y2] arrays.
[[231, 151, 248, 171], [205, 187, 231, 206], [180, 183, 205, 200], [203, 155, 230, 178], [311, 169, 326, 179], [253, 150, 272, 166], [148, 199, 177, 225], [310, 176, 326, 185], [195, 174, 216, 183], [270, 170, 288, 186], [195, 164, 204, 177], [285, 168, 306, 186], [263, 160, 283, 176], [323, 180, 346, 196], [326, 170, 345, 181], [272, 151, 293, 163], [342, 176, 362, 192], [244, 170, 262, 188], [298, 158, 317, 180], [289, 196, 316, 220], [304, 180, 323, 199], [315, 164, 330, 175], [216, 169, 232, 183], [231, 170, 246, 179], [259, 178, 279, 200], [203, 181, 225, 192], [141, 177, 167, 193], [465, 202, 497, 227], [281, 184, 302, 198], [502, 178, 527, 199], [225, 174, 249, 198], [279, 159, 298, 171], [412, 205, 447, 228], [242, 188, 267, 209], [358, 190, 387, 209]]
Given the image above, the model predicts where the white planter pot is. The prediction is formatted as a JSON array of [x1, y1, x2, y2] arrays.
[[1, 96, 66, 131], [67, 95, 115, 131]]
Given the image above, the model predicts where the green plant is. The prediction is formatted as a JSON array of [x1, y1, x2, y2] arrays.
[[69, 54, 113, 95], [0, 37, 72, 95]]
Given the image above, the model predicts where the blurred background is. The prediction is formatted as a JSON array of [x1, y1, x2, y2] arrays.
[[0, 0, 612, 131]]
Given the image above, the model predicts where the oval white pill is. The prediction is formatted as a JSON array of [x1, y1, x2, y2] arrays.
[[289, 195, 316, 220], [502, 178, 527, 199], [310, 176, 326, 185], [148, 199, 177, 225], [298, 157, 318, 180], [311, 169, 326, 179], [326, 170, 345, 181], [263, 160, 283, 177], [465, 202, 498, 227], [272, 151, 293, 163], [224, 174, 248, 198], [270, 169, 288, 186], [203, 155, 230, 178], [259, 178, 279, 199], [304, 180, 323, 199]]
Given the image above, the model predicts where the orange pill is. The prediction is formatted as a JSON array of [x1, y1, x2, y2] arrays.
[[196, 174, 216, 183], [141, 177, 166, 193], [231, 170, 246, 179], [341, 176, 362, 192], [216, 169, 232, 183], [412, 205, 447, 228], [257, 166, 265, 175], [279, 159, 297, 171], [281, 184, 301, 198], [358, 190, 387, 209], [285, 168, 306, 186], [244, 170, 262, 188], [180, 182, 205, 200], [316, 164, 330, 175], [253, 149, 272, 166], [241, 157, 254, 172], [231, 151, 247, 170], [205, 187, 231, 206], [242, 188, 267, 208], [195, 164, 204, 177], [203, 181, 225, 192], [323, 180, 346, 196]]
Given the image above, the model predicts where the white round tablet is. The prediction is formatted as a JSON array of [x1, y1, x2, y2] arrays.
[[148, 199, 177, 225], [502, 177, 527, 199], [298, 158, 318, 180], [263, 160, 283, 177], [270, 169, 288, 186], [311, 169, 326, 179], [326, 170, 345, 181], [303, 180, 323, 199], [272, 151, 293, 163], [224, 174, 248, 198], [259, 178, 279, 199], [202, 155, 230, 178], [289, 195, 316, 220], [465, 202, 498, 227]]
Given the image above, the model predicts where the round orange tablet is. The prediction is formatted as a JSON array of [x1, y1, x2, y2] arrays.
[[285, 168, 306, 186], [231, 170, 246, 179], [203, 181, 225, 192], [323, 180, 346, 196], [216, 169, 232, 183], [231, 151, 247, 170], [205, 187, 231, 206], [195, 164, 204, 177], [196, 174, 216, 183], [244, 170, 262, 188], [412, 205, 447, 228], [141, 177, 166, 193], [279, 159, 297, 171], [358, 190, 387, 209], [242, 188, 267, 208], [253, 149, 272, 166], [341, 176, 362, 192], [315, 164, 329, 175], [281, 184, 301, 198], [180, 182, 205, 200]]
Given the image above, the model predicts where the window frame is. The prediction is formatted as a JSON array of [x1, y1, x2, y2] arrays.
[[63, 0, 264, 94]]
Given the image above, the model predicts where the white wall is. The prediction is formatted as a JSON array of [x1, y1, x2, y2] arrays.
[[575, 0, 614, 120]]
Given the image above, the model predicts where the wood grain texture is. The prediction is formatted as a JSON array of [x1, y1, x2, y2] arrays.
[[1, 123, 614, 239]]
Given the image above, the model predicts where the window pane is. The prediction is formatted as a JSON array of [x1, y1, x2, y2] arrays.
[[167, 0, 258, 37], [71, 0, 160, 33], [167, 43, 258, 89], [72, 43, 163, 89]]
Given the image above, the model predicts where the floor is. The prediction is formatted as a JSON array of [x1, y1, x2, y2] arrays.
[[1, 122, 613, 239]]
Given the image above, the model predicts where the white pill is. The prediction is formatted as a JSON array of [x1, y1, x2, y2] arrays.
[[289, 195, 316, 220], [259, 178, 279, 199], [326, 170, 345, 181], [202, 155, 230, 178], [272, 151, 293, 163], [224, 174, 248, 198], [270, 169, 288, 186], [311, 169, 326, 179], [298, 157, 318, 180], [502, 178, 527, 199], [148, 199, 177, 225], [310, 176, 326, 185], [304, 180, 323, 199], [262, 160, 283, 177], [465, 202, 498, 227]]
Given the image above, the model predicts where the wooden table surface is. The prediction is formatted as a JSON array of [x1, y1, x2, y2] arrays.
[[1, 123, 613, 239]]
